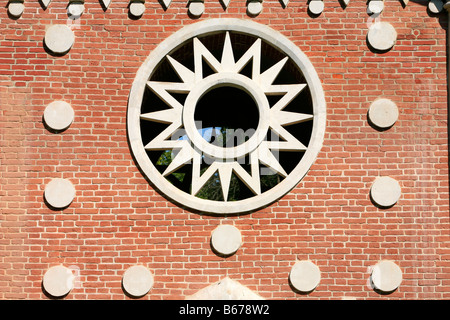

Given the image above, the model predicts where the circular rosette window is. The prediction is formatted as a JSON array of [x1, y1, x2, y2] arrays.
[[127, 19, 326, 215]]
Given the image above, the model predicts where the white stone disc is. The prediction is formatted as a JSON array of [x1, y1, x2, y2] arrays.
[[289, 260, 321, 292], [247, 1, 263, 16], [44, 25, 75, 54], [188, 2, 205, 17], [370, 176, 401, 208], [129, 2, 146, 17], [43, 265, 74, 297], [67, 3, 85, 18], [371, 260, 402, 292], [122, 265, 154, 297], [428, 0, 444, 14], [211, 225, 242, 256], [43, 100, 74, 131], [368, 98, 399, 129], [368, 0, 384, 14], [8, 2, 25, 17], [44, 178, 76, 209], [186, 277, 264, 300], [308, 1, 324, 15], [367, 22, 397, 51]]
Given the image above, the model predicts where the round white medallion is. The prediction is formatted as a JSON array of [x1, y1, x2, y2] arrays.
[[370, 176, 401, 208], [44, 25, 75, 55], [367, 22, 397, 51], [43, 101, 74, 131], [247, 1, 263, 16], [8, 2, 25, 18], [211, 225, 242, 256], [428, 0, 444, 14], [67, 3, 85, 18], [188, 1, 205, 17], [371, 260, 402, 292], [129, 2, 146, 17], [368, 0, 384, 14], [43, 265, 74, 298], [368, 98, 399, 129], [122, 265, 154, 297], [308, 1, 324, 15], [44, 178, 76, 209], [289, 260, 321, 292]]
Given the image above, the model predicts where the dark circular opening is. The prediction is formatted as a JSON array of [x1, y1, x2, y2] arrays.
[[194, 86, 259, 148]]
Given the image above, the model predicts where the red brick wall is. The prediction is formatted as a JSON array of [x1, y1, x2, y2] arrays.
[[0, 0, 449, 299]]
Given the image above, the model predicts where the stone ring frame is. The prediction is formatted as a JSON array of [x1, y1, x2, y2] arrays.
[[127, 18, 326, 215], [183, 73, 270, 160]]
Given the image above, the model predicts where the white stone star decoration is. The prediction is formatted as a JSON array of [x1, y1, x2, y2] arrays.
[[141, 32, 313, 201]]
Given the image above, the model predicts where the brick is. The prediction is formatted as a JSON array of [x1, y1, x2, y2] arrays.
[[0, 0, 448, 301]]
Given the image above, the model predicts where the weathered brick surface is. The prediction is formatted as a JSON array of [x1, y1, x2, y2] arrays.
[[0, 0, 449, 299]]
